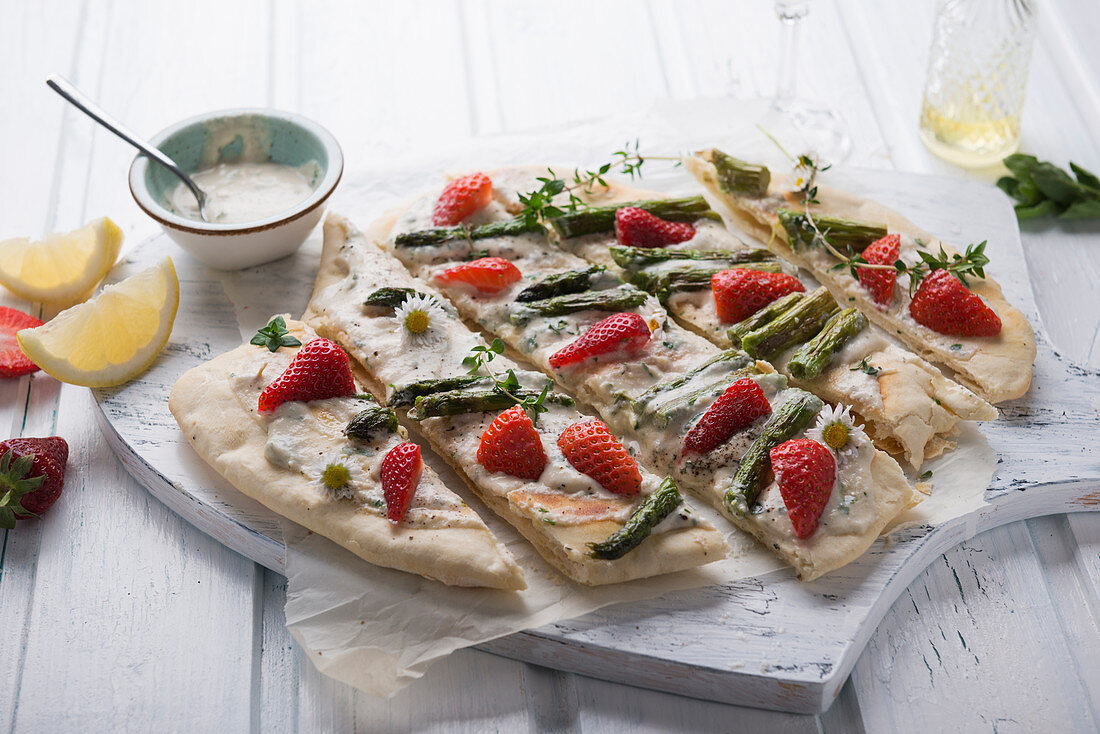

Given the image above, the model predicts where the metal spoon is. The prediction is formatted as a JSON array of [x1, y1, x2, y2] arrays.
[[46, 74, 210, 222]]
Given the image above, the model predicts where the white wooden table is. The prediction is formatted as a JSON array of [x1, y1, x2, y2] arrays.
[[3, 1, 1099, 731]]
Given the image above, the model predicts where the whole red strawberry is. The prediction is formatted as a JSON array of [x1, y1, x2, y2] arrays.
[[770, 438, 836, 539], [548, 312, 651, 370], [909, 269, 1002, 337], [558, 418, 641, 496], [258, 338, 356, 414], [857, 234, 900, 306], [712, 268, 805, 324], [432, 172, 493, 226], [614, 207, 696, 249], [477, 405, 547, 481], [381, 441, 422, 522], [683, 378, 771, 455], [0, 436, 69, 526], [434, 256, 522, 295], [0, 307, 44, 378]]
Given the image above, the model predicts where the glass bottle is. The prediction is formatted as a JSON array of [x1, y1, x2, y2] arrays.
[[918, 0, 1037, 168]]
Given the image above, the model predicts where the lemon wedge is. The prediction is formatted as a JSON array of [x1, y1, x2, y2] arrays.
[[0, 218, 124, 306], [17, 258, 179, 387]]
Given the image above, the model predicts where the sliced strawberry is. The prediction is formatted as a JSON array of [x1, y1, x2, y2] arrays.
[[432, 173, 493, 226], [258, 338, 356, 414], [0, 307, 44, 378], [712, 268, 805, 324], [434, 257, 522, 296], [381, 441, 422, 522], [557, 418, 641, 496], [548, 312, 650, 370], [0, 436, 68, 526], [477, 405, 547, 481], [770, 438, 836, 539], [614, 207, 696, 249], [683, 378, 771, 455], [909, 269, 1002, 337], [857, 234, 900, 306]]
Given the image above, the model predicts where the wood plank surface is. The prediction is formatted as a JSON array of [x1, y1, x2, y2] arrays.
[[1, 0, 1098, 731]]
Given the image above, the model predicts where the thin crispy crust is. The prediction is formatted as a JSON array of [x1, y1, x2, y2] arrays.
[[304, 214, 728, 586], [685, 154, 1036, 404], [169, 321, 527, 590]]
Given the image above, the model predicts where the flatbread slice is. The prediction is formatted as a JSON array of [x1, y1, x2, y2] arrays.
[[169, 320, 526, 590], [540, 175, 997, 468], [685, 149, 1036, 404], [380, 172, 921, 581], [304, 214, 728, 586]]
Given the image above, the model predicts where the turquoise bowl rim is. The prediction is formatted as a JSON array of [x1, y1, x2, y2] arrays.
[[128, 107, 343, 235]]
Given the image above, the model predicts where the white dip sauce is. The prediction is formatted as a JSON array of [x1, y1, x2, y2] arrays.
[[170, 161, 318, 223]]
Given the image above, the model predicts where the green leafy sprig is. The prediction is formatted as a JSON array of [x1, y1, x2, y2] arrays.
[[517, 140, 678, 226], [251, 316, 302, 352], [850, 356, 880, 377], [997, 154, 1100, 220], [461, 338, 551, 424], [830, 239, 989, 294]]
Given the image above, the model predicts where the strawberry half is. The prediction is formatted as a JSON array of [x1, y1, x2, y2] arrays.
[[258, 338, 356, 414], [909, 269, 1002, 337], [434, 257, 522, 296], [683, 378, 771, 455], [548, 312, 651, 370], [857, 234, 900, 306], [477, 405, 547, 481], [0, 436, 69, 526], [381, 441, 422, 522], [712, 268, 805, 324], [770, 438, 836, 540], [0, 307, 44, 378], [432, 172, 493, 226], [558, 418, 641, 496], [614, 207, 696, 249]]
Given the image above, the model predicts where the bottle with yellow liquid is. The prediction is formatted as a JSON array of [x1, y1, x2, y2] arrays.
[[919, 0, 1037, 168]]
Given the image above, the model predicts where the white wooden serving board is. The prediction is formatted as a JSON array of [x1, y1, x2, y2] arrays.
[[93, 169, 1100, 714]]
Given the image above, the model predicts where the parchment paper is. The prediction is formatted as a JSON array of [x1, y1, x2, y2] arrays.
[[220, 99, 997, 697]]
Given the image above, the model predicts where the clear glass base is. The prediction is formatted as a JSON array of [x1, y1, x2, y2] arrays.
[[918, 123, 1019, 169], [759, 100, 853, 165]]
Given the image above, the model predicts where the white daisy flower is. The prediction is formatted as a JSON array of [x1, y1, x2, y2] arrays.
[[394, 293, 445, 346], [807, 403, 867, 465]]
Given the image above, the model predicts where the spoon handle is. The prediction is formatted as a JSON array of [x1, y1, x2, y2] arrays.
[[46, 74, 206, 208]]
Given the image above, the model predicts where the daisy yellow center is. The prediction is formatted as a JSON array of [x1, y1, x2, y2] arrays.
[[405, 310, 430, 334], [822, 422, 850, 451], [322, 463, 350, 490]]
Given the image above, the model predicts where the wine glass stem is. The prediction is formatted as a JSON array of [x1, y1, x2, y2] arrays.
[[774, 1, 809, 111]]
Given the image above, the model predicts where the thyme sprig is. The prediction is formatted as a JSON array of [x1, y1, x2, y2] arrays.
[[517, 140, 678, 225], [829, 239, 989, 294], [461, 337, 551, 424], [250, 316, 302, 352]]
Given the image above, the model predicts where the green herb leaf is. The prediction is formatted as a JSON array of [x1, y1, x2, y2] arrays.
[[251, 317, 302, 352], [998, 154, 1100, 220], [919, 470, 933, 482]]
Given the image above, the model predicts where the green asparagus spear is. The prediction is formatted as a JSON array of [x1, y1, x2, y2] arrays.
[[633, 349, 753, 411], [394, 217, 544, 248], [547, 196, 720, 239], [514, 266, 606, 302], [786, 308, 868, 380], [344, 403, 400, 441], [776, 208, 887, 253], [408, 387, 573, 420], [699, 149, 771, 198], [588, 477, 684, 559], [739, 287, 839, 361], [389, 376, 490, 407], [609, 244, 777, 269], [726, 292, 805, 347], [511, 285, 647, 321], [364, 287, 422, 309], [631, 263, 782, 303], [724, 389, 824, 516]]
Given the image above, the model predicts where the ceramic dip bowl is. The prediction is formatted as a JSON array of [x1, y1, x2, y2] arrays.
[[129, 108, 342, 270]]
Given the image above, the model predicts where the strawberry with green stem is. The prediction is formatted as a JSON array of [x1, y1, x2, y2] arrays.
[[0, 436, 69, 527]]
